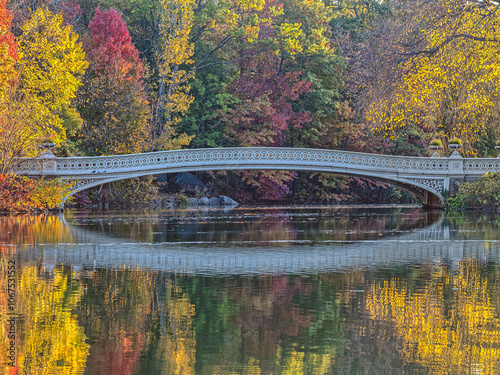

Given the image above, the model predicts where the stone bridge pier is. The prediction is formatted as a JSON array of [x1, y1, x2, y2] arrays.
[[13, 147, 500, 209]]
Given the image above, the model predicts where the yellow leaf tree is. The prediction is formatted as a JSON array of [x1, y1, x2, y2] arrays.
[[153, 0, 195, 150], [365, 0, 500, 155], [16, 6, 88, 152]]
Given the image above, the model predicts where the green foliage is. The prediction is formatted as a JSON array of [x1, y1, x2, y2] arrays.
[[177, 63, 236, 148], [447, 173, 500, 210], [175, 190, 188, 207], [429, 139, 442, 147]]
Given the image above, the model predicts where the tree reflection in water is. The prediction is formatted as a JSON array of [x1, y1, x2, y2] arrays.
[[3, 209, 500, 374], [0, 266, 89, 374], [365, 260, 500, 374]]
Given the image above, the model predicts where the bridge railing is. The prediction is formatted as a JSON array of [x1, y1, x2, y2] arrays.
[[14, 147, 455, 176]]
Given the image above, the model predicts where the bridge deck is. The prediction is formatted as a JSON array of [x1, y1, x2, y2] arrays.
[[13, 147, 500, 207]]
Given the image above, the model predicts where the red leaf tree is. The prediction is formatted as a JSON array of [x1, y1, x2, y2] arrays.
[[85, 7, 144, 81], [222, 56, 311, 201], [78, 7, 151, 156], [0, 0, 17, 91]]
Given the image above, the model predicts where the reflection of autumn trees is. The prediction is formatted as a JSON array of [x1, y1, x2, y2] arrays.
[[16, 266, 89, 374], [142, 280, 196, 375], [445, 212, 500, 241], [73, 207, 437, 245], [78, 270, 197, 375], [78, 269, 152, 375], [232, 276, 312, 354], [0, 215, 74, 245], [365, 260, 500, 374], [183, 274, 345, 374]]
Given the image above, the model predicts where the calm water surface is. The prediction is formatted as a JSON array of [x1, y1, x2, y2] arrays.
[[2, 206, 500, 374]]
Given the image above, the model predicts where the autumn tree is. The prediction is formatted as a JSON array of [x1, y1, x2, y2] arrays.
[[153, 0, 196, 150], [214, 0, 352, 201], [78, 7, 151, 155], [0, 0, 17, 97], [0, 5, 86, 172], [16, 6, 87, 152], [0, 0, 19, 172], [364, 0, 500, 156], [222, 53, 312, 200]]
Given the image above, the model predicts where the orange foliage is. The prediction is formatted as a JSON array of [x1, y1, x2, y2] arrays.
[[0, 174, 73, 212]]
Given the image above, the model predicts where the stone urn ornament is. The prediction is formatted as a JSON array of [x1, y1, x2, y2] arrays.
[[429, 139, 442, 150], [448, 138, 463, 150], [429, 139, 442, 157], [448, 138, 462, 158]]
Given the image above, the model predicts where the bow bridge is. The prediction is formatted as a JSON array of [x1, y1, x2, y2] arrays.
[[13, 147, 500, 208]]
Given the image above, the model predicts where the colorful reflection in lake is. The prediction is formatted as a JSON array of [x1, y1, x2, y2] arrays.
[[2, 207, 500, 374]]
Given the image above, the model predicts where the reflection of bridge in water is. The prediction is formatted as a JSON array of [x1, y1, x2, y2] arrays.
[[22, 214, 500, 275]]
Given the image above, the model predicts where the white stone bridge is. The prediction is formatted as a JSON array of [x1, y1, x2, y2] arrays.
[[13, 147, 500, 207]]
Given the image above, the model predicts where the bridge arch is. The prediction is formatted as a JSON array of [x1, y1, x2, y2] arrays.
[[64, 165, 443, 207], [13, 146, 474, 208]]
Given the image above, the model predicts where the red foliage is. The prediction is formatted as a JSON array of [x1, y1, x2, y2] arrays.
[[0, 174, 36, 211], [0, 0, 17, 61], [228, 68, 311, 146], [86, 7, 144, 81], [0, 174, 70, 211], [223, 52, 311, 201]]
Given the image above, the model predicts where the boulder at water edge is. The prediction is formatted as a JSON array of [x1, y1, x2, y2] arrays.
[[219, 195, 239, 206]]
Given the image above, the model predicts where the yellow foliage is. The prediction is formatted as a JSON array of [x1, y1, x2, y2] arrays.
[[155, 0, 196, 150], [15, 267, 89, 373], [0, 41, 16, 102], [0, 6, 88, 167], [18, 7, 87, 114], [236, 0, 265, 12], [366, 260, 500, 374], [367, 0, 500, 155], [279, 23, 304, 53]]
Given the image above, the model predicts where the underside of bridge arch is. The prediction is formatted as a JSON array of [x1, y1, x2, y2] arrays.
[[374, 178, 444, 209], [64, 167, 444, 209]]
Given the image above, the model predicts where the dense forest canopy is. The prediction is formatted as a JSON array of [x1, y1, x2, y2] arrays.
[[1, 0, 500, 205]]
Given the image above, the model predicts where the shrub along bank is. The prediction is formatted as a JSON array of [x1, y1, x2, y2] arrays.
[[447, 173, 500, 210]]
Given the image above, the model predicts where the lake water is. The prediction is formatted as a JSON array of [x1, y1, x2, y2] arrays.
[[2, 206, 500, 374]]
